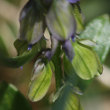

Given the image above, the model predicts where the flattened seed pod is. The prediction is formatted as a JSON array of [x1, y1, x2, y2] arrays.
[[28, 59, 52, 102], [19, 0, 45, 44], [46, 0, 76, 41]]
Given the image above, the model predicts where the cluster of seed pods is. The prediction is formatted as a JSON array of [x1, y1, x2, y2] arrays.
[[19, 0, 80, 61]]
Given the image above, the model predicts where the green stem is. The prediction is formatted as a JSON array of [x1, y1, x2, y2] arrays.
[[52, 46, 63, 91]]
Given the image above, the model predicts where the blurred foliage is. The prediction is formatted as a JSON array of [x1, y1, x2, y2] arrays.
[[80, 0, 110, 23], [80, 15, 110, 63], [0, 0, 110, 110], [4, 0, 22, 7], [0, 82, 32, 110]]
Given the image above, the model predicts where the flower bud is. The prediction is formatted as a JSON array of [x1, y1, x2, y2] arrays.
[[46, 0, 76, 41], [19, 0, 45, 44]]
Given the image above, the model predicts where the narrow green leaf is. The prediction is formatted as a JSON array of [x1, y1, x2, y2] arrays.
[[0, 38, 46, 68], [0, 36, 9, 56], [80, 15, 110, 62], [6, 21, 17, 38], [28, 61, 52, 102], [72, 41, 103, 80], [0, 82, 32, 110]]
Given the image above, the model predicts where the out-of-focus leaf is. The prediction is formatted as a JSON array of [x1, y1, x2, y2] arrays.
[[62, 40, 74, 61], [28, 61, 52, 102], [77, 79, 93, 92], [5, 0, 22, 6], [72, 41, 103, 80], [0, 82, 32, 110], [0, 20, 16, 56], [0, 38, 46, 68], [73, 4, 84, 33], [80, 15, 110, 62], [7, 21, 17, 38], [52, 84, 83, 110], [104, 51, 110, 67]]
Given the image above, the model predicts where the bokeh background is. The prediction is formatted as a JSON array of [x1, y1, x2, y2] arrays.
[[0, 0, 110, 110]]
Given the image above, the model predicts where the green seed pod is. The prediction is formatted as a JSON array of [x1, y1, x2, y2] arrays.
[[46, 0, 76, 41], [72, 41, 103, 80], [28, 59, 52, 102], [19, 0, 45, 44]]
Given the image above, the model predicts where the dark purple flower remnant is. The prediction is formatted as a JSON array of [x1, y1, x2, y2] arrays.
[[62, 40, 74, 61], [71, 35, 75, 42], [28, 44, 32, 50], [67, 0, 80, 3]]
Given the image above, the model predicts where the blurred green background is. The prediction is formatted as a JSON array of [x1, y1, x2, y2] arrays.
[[0, 0, 110, 110]]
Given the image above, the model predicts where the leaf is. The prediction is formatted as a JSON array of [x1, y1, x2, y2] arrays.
[[0, 20, 17, 55], [72, 41, 103, 80], [6, 21, 17, 38], [28, 61, 52, 102], [0, 36, 9, 56], [0, 38, 46, 68], [80, 15, 110, 62], [0, 82, 32, 110]]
